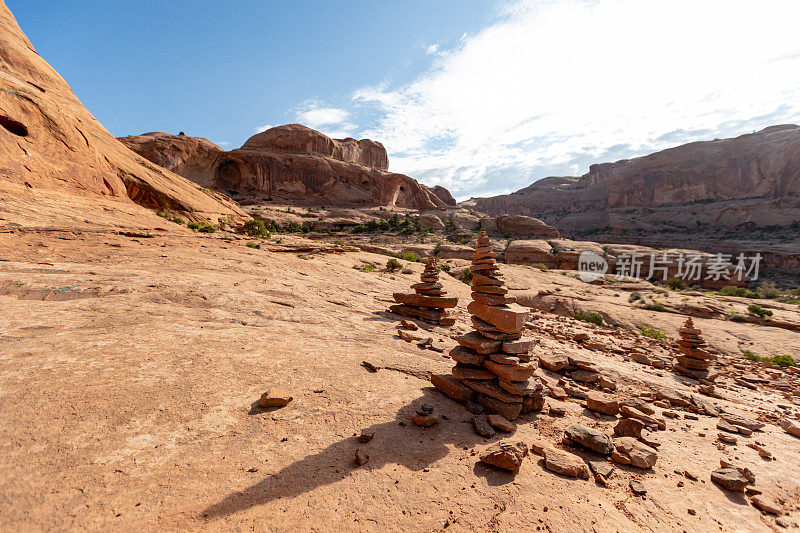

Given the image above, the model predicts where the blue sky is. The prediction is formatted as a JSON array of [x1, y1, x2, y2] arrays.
[[9, 0, 800, 200]]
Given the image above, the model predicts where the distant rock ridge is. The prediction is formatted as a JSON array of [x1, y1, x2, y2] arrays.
[[121, 125, 452, 211], [468, 125, 800, 236], [0, 1, 243, 228], [241, 124, 389, 171]]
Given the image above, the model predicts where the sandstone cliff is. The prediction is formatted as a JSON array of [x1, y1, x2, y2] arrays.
[[469, 125, 800, 236], [0, 1, 243, 229], [121, 125, 452, 211]]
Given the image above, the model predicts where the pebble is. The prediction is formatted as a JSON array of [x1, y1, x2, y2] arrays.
[[259, 388, 293, 408]]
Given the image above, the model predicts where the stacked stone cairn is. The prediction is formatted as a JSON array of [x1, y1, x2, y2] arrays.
[[431, 232, 543, 420], [674, 317, 715, 380], [389, 257, 457, 326]]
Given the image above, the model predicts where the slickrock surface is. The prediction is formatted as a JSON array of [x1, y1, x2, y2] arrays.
[[0, 3, 243, 229], [389, 257, 457, 326], [1, 228, 799, 531], [432, 232, 540, 421]]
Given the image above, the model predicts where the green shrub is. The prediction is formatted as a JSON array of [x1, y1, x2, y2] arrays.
[[728, 313, 748, 322], [354, 264, 375, 272], [756, 281, 781, 299], [401, 268, 414, 274], [643, 302, 666, 312], [242, 219, 269, 237], [246, 242, 261, 249], [742, 351, 796, 367], [771, 355, 796, 367], [628, 292, 642, 302], [718, 285, 759, 298], [743, 350, 759, 361], [386, 258, 402, 272], [461, 267, 473, 285], [535, 263, 548, 271], [400, 251, 423, 263], [438, 264, 450, 272], [665, 278, 687, 291], [574, 310, 603, 326], [638, 323, 666, 340], [747, 304, 772, 318]]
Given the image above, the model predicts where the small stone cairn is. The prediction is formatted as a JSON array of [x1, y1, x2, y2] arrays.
[[674, 317, 715, 380], [431, 232, 542, 420], [389, 257, 457, 326]]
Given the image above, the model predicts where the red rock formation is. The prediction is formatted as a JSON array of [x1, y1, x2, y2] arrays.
[[242, 124, 388, 170], [121, 126, 452, 211], [117, 133, 225, 189], [470, 126, 800, 235], [431, 185, 457, 206], [0, 1, 242, 228]]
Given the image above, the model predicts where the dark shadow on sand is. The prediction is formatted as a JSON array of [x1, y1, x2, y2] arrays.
[[204, 387, 536, 519]]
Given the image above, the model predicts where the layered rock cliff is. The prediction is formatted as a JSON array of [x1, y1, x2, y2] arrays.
[[469, 125, 800, 236], [0, 1, 242, 228], [121, 125, 451, 211]]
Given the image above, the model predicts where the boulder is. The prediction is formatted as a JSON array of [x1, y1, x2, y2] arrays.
[[543, 448, 590, 479], [479, 441, 528, 471], [564, 425, 614, 455], [711, 468, 749, 491], [586, 392, 620, 416], [611, 437, 658, 469]]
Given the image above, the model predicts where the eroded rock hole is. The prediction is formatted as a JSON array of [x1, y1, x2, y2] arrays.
[[0, 116, 28, 137], [216, 159, 242, 188]]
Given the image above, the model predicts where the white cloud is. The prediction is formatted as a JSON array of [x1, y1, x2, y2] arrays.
[[425, 43, 439, 55], [254, 124, 273, 134], [351, 0, 800, 200], [294, 103, 356, 139]]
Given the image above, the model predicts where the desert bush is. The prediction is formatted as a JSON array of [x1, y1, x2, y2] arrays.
[[743, 350, 796, 367], [638, 323, 666, 340], [460, 267, 473, 285], [386, 258, 402, 272], [400, 251, 424, 263], [246, 242, 261, 249], [535, 263, 548, 271], [242, 219, 269, 237], [718, 285, 758, 298], [756, 281, 781, 299], [747, 304, 772, 318], [574, 310, 603, 326], [628, 292, 642, 302], [643, 302, 666, 312], [665, 278, 687, 291], [728, 313, 747, 322]]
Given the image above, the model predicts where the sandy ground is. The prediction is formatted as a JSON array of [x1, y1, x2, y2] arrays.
[[0, 227, 799, 532]]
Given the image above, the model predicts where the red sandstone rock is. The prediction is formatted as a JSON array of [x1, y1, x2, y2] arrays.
[[123, 124, 452, 210], [467, 301, 530, 334], [0, 6, 243, 227]]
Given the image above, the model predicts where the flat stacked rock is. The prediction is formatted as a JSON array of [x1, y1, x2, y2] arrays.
[[674, 317, 715, 380], [389, 257, 457, 326], [432, 232, 541, 420]]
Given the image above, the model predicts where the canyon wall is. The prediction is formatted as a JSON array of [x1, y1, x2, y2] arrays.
[[469, 125, 800, 235]]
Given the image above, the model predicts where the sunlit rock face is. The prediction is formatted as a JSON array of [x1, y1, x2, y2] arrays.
[[469, 125, 800, 235], [122, 124, 451, 210]]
